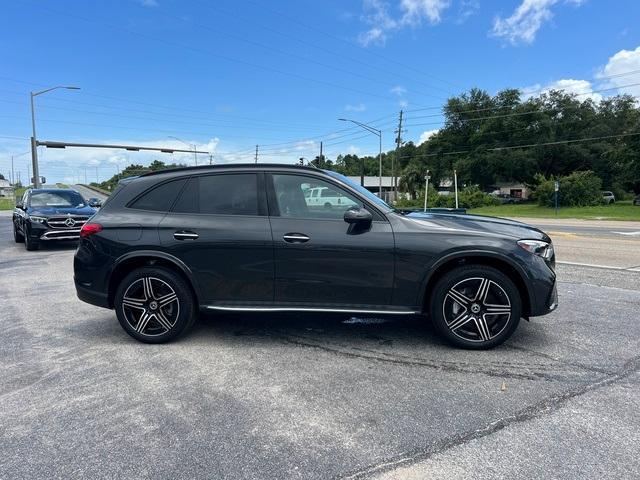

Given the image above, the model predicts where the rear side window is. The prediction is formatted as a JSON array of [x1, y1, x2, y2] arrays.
[[173, 174, 259, 215], [129, 179, 186, 211]]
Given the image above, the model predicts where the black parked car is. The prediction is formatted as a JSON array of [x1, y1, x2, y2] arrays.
[[74, 165, 557, 349], [13, 189, 100, 251]]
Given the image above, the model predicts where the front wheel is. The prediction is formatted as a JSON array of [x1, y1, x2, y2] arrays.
[[430, 265, 521, 349], [24, 231, 39, 251], [114, 267, 197, 343], [13, 222, 24, 243]]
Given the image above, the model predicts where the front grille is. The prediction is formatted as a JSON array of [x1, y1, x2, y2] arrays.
[[46, 216, 89, 230]]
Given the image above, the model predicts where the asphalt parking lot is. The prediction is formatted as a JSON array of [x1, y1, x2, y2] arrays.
[[1, 210, 639, 479]]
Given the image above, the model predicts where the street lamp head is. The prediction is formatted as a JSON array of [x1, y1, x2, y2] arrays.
[[64, 86, 81, 90], [338, 118, 349, 122]]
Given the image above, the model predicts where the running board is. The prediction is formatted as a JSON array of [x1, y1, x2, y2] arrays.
[[203, 305, 419, 315]]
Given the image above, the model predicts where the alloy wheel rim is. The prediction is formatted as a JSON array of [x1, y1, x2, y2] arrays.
[[442, 277, 512, 343], [121, 277, 180, 336]]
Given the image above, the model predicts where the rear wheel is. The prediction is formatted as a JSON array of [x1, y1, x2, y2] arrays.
[[114, 267, 196, 343], [430, 265, 521, 349]]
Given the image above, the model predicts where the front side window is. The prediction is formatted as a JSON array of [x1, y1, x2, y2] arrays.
[[173, 174, 259, 215], [272, 174, 361, 219]]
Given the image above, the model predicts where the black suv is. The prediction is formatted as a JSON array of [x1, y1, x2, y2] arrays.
[[74, 165, 557, 349], [13, 188, 101, 251]]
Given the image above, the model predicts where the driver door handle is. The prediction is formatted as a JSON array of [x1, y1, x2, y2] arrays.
[[174, 231, 199, 240], [283, 233, 310, 243]]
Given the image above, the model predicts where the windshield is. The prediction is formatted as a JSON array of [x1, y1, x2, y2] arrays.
[[324, 170, 393, 211], [29, 191, 85, 208]]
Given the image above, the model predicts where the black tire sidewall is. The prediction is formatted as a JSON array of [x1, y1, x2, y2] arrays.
[[430, 265, 522, 349], [24, 229, 38, 250], [114, 266, 196, 344], [13, 223, 24, 243]]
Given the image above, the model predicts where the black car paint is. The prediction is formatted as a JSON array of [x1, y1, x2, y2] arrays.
[[13, 189, 98, 244], [74, 165, 557, 318]]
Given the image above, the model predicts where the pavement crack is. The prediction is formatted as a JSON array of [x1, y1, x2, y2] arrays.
[[280, 335, 584, 382], [338, 354, 640, 480]]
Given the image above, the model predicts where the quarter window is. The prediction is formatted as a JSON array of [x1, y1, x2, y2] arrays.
[[271, 174, 361, 219], [129, 179, 187, 212], [173, 174, 259, 216]]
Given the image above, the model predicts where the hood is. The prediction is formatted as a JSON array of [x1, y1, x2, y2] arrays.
[[402, 211, 550, 242], [29, 205, 97, 217]]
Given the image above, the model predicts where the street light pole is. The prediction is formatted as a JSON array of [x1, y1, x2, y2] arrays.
[[338, 118, 383, 197], [30, 86, 80, 188]]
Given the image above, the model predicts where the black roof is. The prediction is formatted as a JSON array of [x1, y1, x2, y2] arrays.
[[139, 163, 321, 178]]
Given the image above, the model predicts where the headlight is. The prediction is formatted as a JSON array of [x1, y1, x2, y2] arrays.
[[517, 239, 554, 260], [29, 216, 47, 223]]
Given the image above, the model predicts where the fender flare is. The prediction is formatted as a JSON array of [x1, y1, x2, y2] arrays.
[[417, 248, 534, 312], [108, 250, 202, 302]]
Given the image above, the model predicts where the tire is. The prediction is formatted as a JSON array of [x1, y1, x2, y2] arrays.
[[429, 265, 521, 349], [24, 231, 39, 251], [114, 266, 197, 344], [13, 223, 24, 243]]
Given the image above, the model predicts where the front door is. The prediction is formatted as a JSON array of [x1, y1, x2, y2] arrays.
[[158, 172, 273, 306], [267, 173, 394, 308]]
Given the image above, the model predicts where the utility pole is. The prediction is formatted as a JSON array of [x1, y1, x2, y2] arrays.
[[209, 154, 213, 165], [11, 156, 15, 185], [319, 141, 323, 168], [393, 110, 403, 203], [255, 145, 259, 163], [454, 169, 459, 209], [424, 170, 431, 212]]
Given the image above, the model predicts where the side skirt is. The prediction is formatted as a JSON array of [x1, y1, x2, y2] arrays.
[[202, 305, 419, 315]]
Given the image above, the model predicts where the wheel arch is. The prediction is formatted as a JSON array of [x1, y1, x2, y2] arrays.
[[419, 251, 533, 318], [107, 251, 200, 309]]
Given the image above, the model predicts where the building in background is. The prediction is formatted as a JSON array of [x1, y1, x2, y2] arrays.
[[0, 178, 14, 198]]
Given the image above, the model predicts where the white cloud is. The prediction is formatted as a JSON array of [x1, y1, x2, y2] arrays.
[[522, 78, 602, 102], [418, 129, 439, 144], [457, 0, 480, 24], [390, 85, 407, 96], [358, 0, 451, 46], [140, 0, 158, 7], [491, 0, 585, 45], [597, 45, 640, 98], [345, 103, 367, 112]]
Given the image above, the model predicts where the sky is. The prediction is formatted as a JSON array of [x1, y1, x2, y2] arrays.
[[1, 0, 639, 184]]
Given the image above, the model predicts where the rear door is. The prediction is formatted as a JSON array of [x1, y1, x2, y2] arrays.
[[158, 172, 274, 306]]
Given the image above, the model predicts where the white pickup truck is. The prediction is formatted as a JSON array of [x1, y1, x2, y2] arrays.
[[304, 186, 359, 209]]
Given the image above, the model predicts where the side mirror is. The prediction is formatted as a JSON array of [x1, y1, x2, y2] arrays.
[[15, 201, 24, 210], [343, 206, 372, 226], [88, 198, 102, 208]]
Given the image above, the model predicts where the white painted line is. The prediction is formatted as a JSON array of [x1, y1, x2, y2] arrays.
[[557, 261, 625, 270], [611, 231, 640, 236]]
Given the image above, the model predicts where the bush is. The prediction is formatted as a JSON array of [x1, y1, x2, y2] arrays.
[[535, 171, 603, 207]]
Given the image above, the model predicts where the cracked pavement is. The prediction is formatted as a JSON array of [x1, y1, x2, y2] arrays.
[[1, 211, 639, 479]]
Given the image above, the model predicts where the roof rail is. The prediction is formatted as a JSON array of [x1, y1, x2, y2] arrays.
[[139, 163, 325, 177]]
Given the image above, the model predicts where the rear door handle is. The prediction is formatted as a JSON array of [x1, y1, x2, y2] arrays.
[[174, 231, 199, 240], [283, 233, 310, 243]]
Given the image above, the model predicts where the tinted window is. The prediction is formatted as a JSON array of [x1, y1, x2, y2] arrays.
[[173, 174, 259, 215], [272, 174, 361, 219], [129, 179, 186, 211]]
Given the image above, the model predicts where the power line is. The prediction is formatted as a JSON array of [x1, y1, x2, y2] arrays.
[[34, 5, 406, 103]]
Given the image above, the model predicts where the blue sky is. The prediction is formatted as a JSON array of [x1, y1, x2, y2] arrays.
[[1, 0, 639, 184]]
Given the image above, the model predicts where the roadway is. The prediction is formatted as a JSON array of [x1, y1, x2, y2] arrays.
[[72, 184, 109, 203], [0, 212, 638, 479]]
